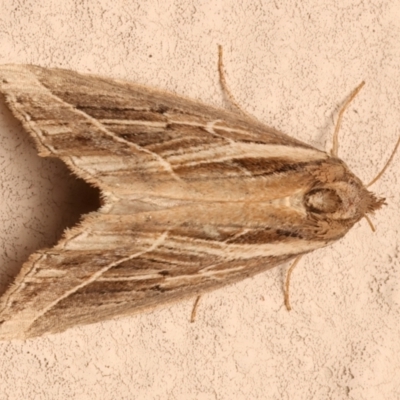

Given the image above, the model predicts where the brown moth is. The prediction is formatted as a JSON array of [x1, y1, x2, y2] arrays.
[[0, 64, 387, 340]]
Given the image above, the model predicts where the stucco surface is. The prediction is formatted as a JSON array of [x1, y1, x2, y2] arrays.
[[0, 1, 399, 399]]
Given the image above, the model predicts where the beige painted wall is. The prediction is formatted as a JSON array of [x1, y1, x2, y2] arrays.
[[0, 1, 399, 399]]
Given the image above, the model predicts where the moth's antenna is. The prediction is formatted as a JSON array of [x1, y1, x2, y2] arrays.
[[330, 80, 399, 185], [366, 135, 400, 188], [329, 82, 399, 233], [331, 81, 365, 157], [285, 82, 387, 310], [217, 45, 256, 120], [360, 136, 400, 232]]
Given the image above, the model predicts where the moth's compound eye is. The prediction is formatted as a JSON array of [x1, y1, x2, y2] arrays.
[[304, 188, 342, 214]]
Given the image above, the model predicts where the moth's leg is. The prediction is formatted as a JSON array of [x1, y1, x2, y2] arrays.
[[217, 45, 259, 121], [190, 295, 202, 323], [283, 255, 302, 311]]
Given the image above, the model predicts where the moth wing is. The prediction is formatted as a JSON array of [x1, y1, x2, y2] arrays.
[[0, 65, 340, 339], [0, 65, 328, 198]]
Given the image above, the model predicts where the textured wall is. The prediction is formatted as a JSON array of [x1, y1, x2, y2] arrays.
[[0, 1, 399, 399]]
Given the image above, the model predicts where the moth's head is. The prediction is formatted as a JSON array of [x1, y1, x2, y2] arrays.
[[304, 176, 385, 223], [305, 136, 399, 226]]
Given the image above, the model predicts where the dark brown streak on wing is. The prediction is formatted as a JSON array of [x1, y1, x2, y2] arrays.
[[26, 254, 296, 337], [28, 65, 316, 149], [172, 159, 324, 181]]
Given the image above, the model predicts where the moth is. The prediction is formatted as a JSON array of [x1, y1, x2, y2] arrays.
[[0, 61, 394, 340]]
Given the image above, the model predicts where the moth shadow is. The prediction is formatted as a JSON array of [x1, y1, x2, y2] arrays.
[[0, 96, 101, 296]]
